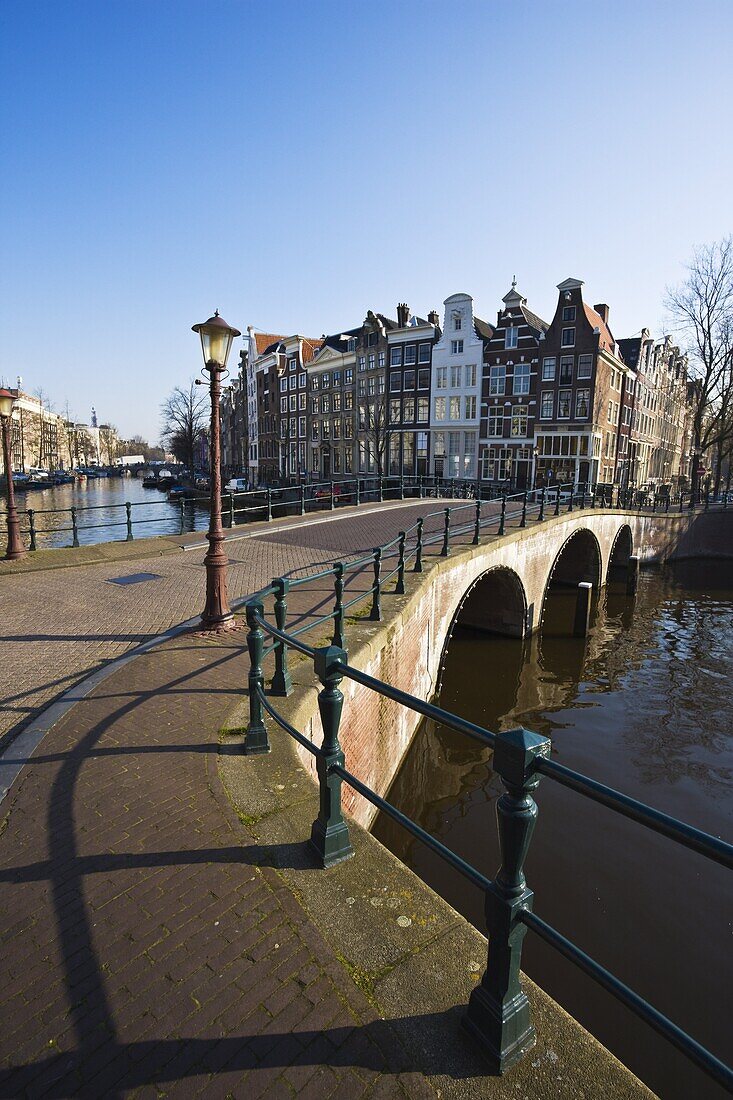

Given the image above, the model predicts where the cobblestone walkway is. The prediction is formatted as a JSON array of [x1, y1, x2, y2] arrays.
[[0, 498, 491, 1097], [1, 500, 464, 748]]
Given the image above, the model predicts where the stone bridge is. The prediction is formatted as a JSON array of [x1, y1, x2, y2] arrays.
[[288, 506, 732, 828]]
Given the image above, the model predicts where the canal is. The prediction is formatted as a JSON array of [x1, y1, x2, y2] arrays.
[[5, 478, 209, 547], [372, 560, 733, 1100]]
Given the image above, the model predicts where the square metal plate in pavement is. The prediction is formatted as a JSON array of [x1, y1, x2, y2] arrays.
[[107, 572, 164, 586]]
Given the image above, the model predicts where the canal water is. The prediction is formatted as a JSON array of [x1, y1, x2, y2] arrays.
[[5, 479, 209, 547], [372, 561, 733, 1100]]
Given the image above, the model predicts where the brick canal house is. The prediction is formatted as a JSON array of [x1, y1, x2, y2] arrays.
[[480, 280, 547, 491], [386, 304, 439, 479], [429, 292, 493, 482]]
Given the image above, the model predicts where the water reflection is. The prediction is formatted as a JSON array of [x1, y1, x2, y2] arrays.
[[373, 561, 733, 1100], [2, 479, 209, 547]]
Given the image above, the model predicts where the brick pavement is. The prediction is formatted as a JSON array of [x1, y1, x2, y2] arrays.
[[1, 499, 477, 749], [0, 497, 508, 1098]]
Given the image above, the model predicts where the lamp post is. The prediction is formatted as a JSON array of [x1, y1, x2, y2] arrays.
[[192, 311, 241, 631], [0, 389, 25, 561]]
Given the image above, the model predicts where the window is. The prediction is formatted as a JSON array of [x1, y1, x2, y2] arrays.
[[368, 354, 375, 370], [433, 431, 445, 456], [322, 420, 330, 439], [505, 327, 518, 349], [577, 354, 593, 379], [451, 339, 464, 354], [390, 399, 401, 424], [511, 406, 528, 437], [358, 355, 366, 372], [558, 390, 571, 418], [450, 364, 461, 387], [449, 396, 461, 420], [347, 338, 356, 352], [321, 372, 330, 389], [454, 315, 462, 330], [465, 364, 477, 387], [288, 374, 297, 390], [321, 394, 330, 413], [576, 389, 590, 418], [488, 410, 503, 436], [299, 373, 306, 388], [418, 368, 430, 389], [561, 327, 575, 347], [367, 375, 376, 396], [390, 347, 402, 366], [562, 306, 576, 322], [333, 391, 342, 411], [418, 344, 431, 363], [280, 378, 287, 392], [417, 397, 429, 422], [344, 415, 353, 438], [299, 392, 306, 410], [344, 449, 353, 471], [404, 370, 415, 389], [280, 396, 287, 413], [311, 421, 319, 441], [332, 418, 341, 439], [333, 371, 341, 386], [607, 400, 613, 424], [289, 394, 296, 411], [434, 397, 446, 420], [436, 366, 447, 389], [390, 371, 401, 392], [367, 331, 377, 346], [404, 397, 415, 421], [288, 358, 297, 372], [559, 356, 573, 385], [378, 374, 385, 394], [513, 363, 530, 395], [298, 416, 306, 436], [540, 391, 553, 419], [310, 396, 318, 414], [481, 446, 511, 481], [312, 375, 320, 390], [404, 345, 417, 365], [378, 351, 385, 368], [344, 391, 353, 411], [489, 365, 506, 395], [465, 395, 477, 419], [344, 368, 353, 385], [542, 357, 556, 381], [358, 378, 366, 397]]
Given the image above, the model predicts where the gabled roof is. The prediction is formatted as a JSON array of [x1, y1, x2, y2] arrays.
[[583, 304, 615, 351], [618, 337, 641, 369], [521, 305, 549, 339], [473, 316, 495, 341], [253, 332, 286, 356]]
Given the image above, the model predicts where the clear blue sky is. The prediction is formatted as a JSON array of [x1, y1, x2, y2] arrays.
[[1, 0, 731, 444]]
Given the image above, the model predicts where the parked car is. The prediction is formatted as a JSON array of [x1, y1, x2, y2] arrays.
[[224, 477, 248, 493]]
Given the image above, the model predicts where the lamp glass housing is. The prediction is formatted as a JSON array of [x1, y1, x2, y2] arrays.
[[192, 312, 241, 369], [0, 389, 16, 418]]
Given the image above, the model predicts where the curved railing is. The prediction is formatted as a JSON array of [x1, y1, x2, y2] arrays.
[[1, 474, 729, 550], [239, 491, 733, 1089]]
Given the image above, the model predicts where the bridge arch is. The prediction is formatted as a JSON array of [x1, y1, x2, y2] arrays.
[[540, 528, 602, 632], [607, 524, 633, 582]]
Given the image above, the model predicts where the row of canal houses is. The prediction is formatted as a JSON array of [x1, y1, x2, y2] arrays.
[[220, 278, 694, 492]]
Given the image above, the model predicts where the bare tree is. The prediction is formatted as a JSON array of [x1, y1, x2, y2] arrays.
[[160, 380, 208, 473], [666, 237, 733, 494], [360, 394, 389, 478]]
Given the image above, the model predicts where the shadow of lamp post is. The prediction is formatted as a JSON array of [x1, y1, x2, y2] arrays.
[[0, 388, 26, 561], [192, 310, 241, 632]]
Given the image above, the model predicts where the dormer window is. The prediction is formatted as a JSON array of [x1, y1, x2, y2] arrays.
[[561, 327, 576, 347], [505, 327, 518, 349], [347, 338, 356, 352]]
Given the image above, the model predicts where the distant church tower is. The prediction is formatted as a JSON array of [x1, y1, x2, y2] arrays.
[[91, 406, 98, 429]]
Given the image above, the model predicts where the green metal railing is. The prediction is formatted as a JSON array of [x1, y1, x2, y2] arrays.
[[240, 492, 733, 1089]]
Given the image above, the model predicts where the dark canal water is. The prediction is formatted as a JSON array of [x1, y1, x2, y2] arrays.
[[5, 479, 209, 547], [372, 561, 733, 1100]]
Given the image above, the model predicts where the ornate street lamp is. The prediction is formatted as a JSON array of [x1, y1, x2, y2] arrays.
[[0, 388, 26, 561], [192, 310, 241, 631]]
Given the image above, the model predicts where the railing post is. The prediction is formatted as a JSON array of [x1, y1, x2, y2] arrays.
[[370, 547, 382, 620], [330, 480, 336, 510], [499, 493, 507, 536], [553, 489, 560, 518], [332, 562, 345, 649], [464, 726, 550, 1072], [567, 485, 574, 514], [300, 482, 306, 516], [472, 496, 481, 545], [355, 478, 361, 507], [228, 492, 235, 528], [179, 497, 186, 534], [538, 487, 545, 523], [652, 495, 656, 514], [520, 491, 527, 528], [270, 578, 292, 697], [400, 475, 405, 500], [395, 531, 406, 593], [310, 645, 353, 868], [592, 483, 597, 509], [28, 508, 37, 551], [378, 476, 384, 503], [414, 517, 424, 572], [70, 506, 80, 547], [125, 501, 134, 541], [244, 600, 270, 754], [266, 488, 273, 522], [418, 474, 424, 499], [441, 507, 450, 556]]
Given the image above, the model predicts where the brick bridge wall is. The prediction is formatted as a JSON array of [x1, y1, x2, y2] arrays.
[[292, 508, 733, 828]]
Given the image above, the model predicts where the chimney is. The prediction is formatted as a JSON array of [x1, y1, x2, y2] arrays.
[[428, 310, 439, 326], [594, 303, 609, 325], [397, 302, 410, 327]]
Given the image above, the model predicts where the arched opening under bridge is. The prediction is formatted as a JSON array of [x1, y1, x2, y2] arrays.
[[607, 524, 634, 581], [541, 529, 602, 636], [451, 566, 527, 639]]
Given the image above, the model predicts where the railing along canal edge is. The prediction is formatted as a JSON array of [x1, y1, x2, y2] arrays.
[[238, 487, 733, 1089]]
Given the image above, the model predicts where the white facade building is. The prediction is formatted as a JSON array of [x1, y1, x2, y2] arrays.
[[429, 293, 486, 480]]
